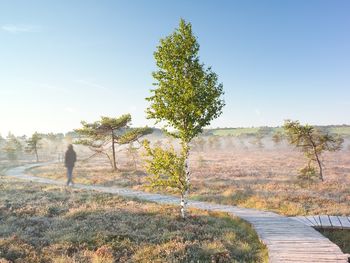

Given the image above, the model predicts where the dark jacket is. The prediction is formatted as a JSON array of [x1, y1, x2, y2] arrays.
[[65, 148, 77, 168]]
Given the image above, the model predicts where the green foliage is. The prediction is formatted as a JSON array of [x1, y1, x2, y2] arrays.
[[76, 115, 150, 147], [272, 130, 284, 145], [250, 127, 273, 149], [143, 140, 187, 193], [146, 19, 225, 143], [26, 132, 42, 162], [3, 133, 23, 161], [75, 114, 152, 170], [145, 19, 224, 217], [283, 120, 344, 181], [298, 164, 317, 184]]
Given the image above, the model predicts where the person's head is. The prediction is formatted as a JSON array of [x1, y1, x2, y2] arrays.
[[68, 144, 73, 150]]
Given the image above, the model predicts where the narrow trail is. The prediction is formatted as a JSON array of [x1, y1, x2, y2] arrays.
[[3, 163, 349, 263]]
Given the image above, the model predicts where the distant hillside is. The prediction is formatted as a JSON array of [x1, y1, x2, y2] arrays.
[[205, 125, 350, 137]]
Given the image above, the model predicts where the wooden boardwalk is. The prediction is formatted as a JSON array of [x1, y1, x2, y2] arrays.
[[4, 163, 349, 263], [291, 215, 350, 230]]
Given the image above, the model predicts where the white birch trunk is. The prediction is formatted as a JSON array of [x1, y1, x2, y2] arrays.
[[180, 146, 190, 219]]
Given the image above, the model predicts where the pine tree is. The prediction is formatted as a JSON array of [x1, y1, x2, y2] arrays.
[[75, 114, 152, 170]]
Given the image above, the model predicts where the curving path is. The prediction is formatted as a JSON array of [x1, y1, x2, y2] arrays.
[[3, 163, 349, 263]]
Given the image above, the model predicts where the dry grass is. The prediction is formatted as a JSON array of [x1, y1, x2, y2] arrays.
[[30, 146, 350, 217], [0, 176, 267, 263], [189, 149, 350, 216]]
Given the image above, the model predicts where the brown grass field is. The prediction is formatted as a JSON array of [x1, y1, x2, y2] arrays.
[[2, 136, 350, 259], [20, 138, 350, 255], [0, 175, 267, 262], [29, 143, 350, 217]]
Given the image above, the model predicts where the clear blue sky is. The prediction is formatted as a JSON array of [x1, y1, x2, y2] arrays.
[[1, 0, 349, 136]]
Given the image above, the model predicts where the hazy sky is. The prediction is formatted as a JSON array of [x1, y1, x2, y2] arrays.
[[1, 0, 349, 136]]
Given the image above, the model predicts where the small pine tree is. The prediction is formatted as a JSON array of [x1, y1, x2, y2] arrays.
[[75, 114, 151, 170], [283, 120, 343, 181], [272, 130, 284, 146], [26, 132, 42, 162]]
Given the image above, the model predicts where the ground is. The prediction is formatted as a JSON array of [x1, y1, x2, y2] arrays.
[[0, 176, 267, 263], [3, 137, 350, 258], [30, 147, 350, 216]]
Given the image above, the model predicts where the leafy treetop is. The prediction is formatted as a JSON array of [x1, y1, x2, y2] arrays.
[[146, 19, 225, 143]]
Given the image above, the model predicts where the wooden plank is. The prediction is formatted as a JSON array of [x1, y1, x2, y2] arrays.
[[313, 215, 321, 226], [293, 216, 315, 226], [329, 216, 343, 228], [338, 216, 350, 229], [319, 215, 331, 228], [304, 216, 319, 227]]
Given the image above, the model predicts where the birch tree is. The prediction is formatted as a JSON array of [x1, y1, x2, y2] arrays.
[[283, 120, 343, 181], [145, 19, 224, 218]]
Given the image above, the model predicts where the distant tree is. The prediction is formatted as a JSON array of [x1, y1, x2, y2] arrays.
[[283, 120, 343, 181], [45, 132, 65, 156], [0, 134, 4, 149], [145, 19, 225, 218], [75, 114, 152, 171], [26, 132, 42, 162], [272, 130, 284, 146], [3, 133, 23, 161], [252, 127, 273, 148]]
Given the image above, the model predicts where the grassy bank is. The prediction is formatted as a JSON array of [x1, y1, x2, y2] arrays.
[[0, 177, 267, 262]]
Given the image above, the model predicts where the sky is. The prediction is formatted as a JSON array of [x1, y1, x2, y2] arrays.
[[0, 0, 349, 136]]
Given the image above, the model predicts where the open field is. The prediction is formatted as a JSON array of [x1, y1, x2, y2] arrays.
[[20, 136, 350, 256], [0, 175, 267, 263], [30, 145, 350, 217]]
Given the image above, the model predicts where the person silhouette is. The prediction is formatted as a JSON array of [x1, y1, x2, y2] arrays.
[[65, 144, 76, 186]]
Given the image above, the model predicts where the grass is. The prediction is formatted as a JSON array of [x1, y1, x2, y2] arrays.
[[0, 176, 268, 263], [29, 146, 350, 217]]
